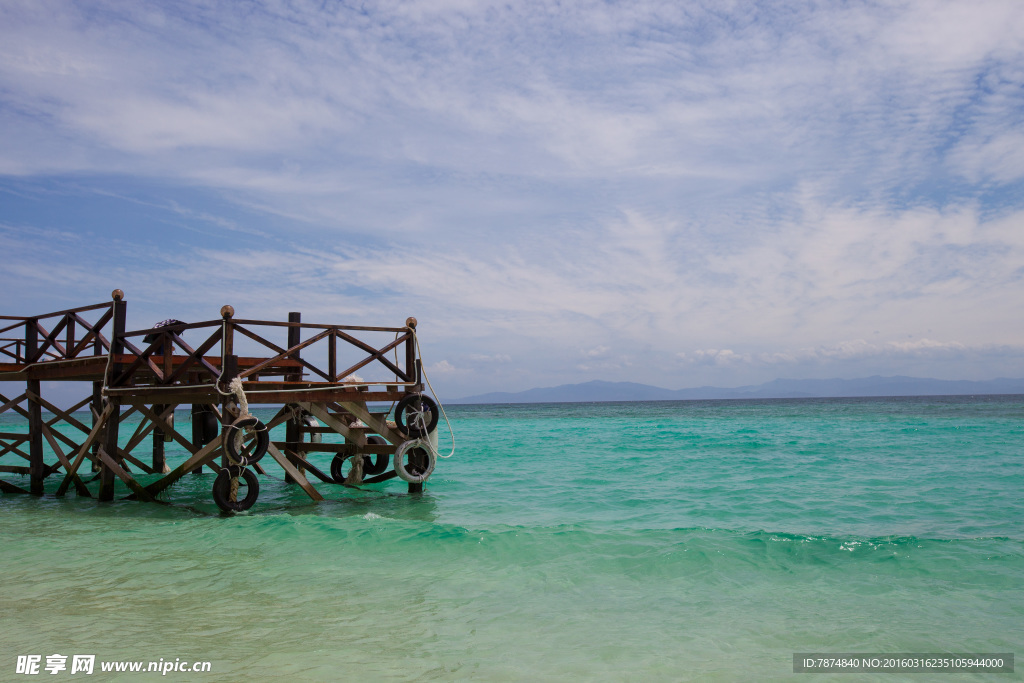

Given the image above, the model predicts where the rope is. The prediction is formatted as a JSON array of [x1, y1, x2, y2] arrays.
[[228, 377, 250, 418], [344, 454, 364, 485], [411, 329, 456, 460], [226, 376, 256, 463]]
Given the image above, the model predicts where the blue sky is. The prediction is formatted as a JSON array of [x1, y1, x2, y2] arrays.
[[1, 0, 1023, 399]]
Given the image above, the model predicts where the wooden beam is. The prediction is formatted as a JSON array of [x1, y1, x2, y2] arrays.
[[55, 403, 112, 497], [29, 390, 91, 435], [338, 401, 407, 445], [234, 322, 333, 383], [97, 447, 155, 502], [0, 432, 29, 441], [332, 332, 410, 384], [265, 442, 323, 502], [112, 336, 166, 386], [300, 402, 359, 442], [237, 327, 332, 381], [69, 308, 113, 358], [0, 393, 27, 415], [30, 316, 69, 362], [164, 330, 222, 384], [137, 436, 224, 498], [124, 413, 156, 453], [97, 399, 120, 501], [41, 423, 91, 497], [27, 378, 44, 495], [0, 439, 30, 460], [135, 403, 197, 457], [362, 470, 398, 485], [273, 441, 353, 454], [115, 447, 157, 475], [0, 478, 30, 494]]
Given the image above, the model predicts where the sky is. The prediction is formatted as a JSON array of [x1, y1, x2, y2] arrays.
[[1, 0, 1023, 399]]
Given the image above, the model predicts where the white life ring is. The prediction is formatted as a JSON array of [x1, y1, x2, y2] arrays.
[[393, 439, 436, 483]]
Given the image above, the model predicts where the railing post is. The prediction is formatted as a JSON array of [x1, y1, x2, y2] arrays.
[[25, 318, 44, 495], [220, 306, 236, 469], [153, 404, 166, 473], [66, 313, 75, 359], [405, 317, 417, 385], [98, 290, 125, 501], [328, 330, 336, 382], [25, 318, 38, 364], [91, 381, 102, 472], [285, 312, 302, 484]]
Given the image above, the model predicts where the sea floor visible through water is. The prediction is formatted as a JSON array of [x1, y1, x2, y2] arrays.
[[0, 395, 1021, 681]]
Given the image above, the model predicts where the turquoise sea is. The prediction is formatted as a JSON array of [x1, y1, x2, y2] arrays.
[[0, 396, 1021, 681]]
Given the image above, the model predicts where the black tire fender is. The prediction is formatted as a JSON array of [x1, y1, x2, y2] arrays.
[[212, 466, 259, 512], [395, 394, 439, 437], [363, 435, 389, 475], [224, 416, 269, 465]]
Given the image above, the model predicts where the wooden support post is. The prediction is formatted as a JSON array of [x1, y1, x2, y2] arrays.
[[328, 330, 336, 381], [408, 444, 427, 493], [285, 312, 302, 484], [405, 320, 417, 384], [98, 290, 125, 501], [221, 355, 237, 468], [91, 381, 102, 472], [24, 319, 45, 496], [98, 399, 121, 500], [152, 404, 166, 473], [66, 313, 75, 358], [191, 404, 205, 474], [27, 379, 44, 496], [220, 305, 235, 469]]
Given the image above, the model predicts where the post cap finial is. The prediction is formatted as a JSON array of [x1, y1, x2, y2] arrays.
[[405, 316, 417, 329], [111, 289, 124, 301], [221, 305, 235, 319]]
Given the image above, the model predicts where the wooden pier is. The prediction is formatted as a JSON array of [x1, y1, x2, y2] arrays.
[[0, 290, 442, 511]]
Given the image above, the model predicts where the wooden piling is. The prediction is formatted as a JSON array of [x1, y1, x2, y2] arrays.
[[98, 291, 126, 501], [220, 306, 235, 469], [284, 311, 302, 484], [152, 404, 165, 473]]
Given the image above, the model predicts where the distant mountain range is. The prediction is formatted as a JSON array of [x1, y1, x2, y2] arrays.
[[452, 376, 1024, 404]]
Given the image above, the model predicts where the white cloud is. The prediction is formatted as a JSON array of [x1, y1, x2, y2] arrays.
[[428, 360, 457, 374], [468, 354, 512, 363], [688, 349, 752, 366], [1, 0, 1023, 395]]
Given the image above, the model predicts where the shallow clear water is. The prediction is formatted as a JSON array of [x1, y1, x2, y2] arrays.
[[0, 396, 1021, 680]]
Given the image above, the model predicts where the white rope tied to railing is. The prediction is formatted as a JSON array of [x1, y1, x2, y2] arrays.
[[228, 376, 250, 419], [410, 329, 456, 460], [226, 376, 257, 465]]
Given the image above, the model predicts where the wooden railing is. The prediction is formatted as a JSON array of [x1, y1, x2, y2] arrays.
[[0, 302, 114, 364], [0, 296, 417, 390], [110, 316, 417, 389]]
